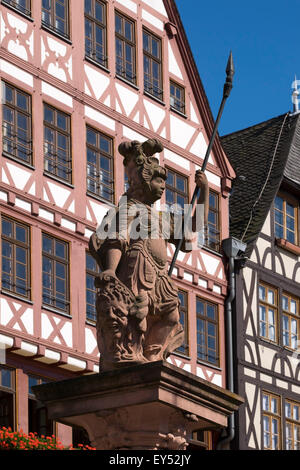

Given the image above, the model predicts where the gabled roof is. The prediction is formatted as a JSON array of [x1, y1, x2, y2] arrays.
[[165, 0, 235, 180], [221, 112, 300, 257]]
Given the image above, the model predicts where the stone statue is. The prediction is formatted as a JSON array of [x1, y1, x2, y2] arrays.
[[89, 139, 208, 371]]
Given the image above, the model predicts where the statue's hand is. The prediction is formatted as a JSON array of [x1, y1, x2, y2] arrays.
[[195, 170, 208, 189], [95, 270, 117, 287]]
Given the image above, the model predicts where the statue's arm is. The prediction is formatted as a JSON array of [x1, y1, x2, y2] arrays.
[[192, 170, 209, 232]]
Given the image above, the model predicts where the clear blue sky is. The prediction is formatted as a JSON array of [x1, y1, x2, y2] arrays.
[[176, 0, 298, 136]]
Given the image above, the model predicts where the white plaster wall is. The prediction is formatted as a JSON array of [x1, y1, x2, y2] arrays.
[[260, 211, 271, 237]]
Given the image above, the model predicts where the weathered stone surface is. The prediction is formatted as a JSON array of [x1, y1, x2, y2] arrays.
[[89, 139, 209, 371], [33, 361, 244, 450]]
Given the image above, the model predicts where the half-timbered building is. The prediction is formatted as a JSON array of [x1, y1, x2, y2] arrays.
[[0, 0, 235, 447], [222, 112, 300, 450]]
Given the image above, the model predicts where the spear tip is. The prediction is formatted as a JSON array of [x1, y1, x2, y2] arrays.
[[226, 50, 235, 78]]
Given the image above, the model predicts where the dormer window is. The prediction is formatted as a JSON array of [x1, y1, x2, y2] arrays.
[[170, 80, 185, 114], [274, 195, 298, 245]]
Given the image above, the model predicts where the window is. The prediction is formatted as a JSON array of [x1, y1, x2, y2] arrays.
[[2, 81, 32, 165], [196, 298, 218, 365], [2, 0, 31, 16], [274, 195, 298, 245], [1, 216, 30, 299], [143, 29, 162, 100], [44, 104, 72, 183], [177, 290, 189, 356], [259, 283, 278, 343], [86, 126, 114, 203], [115, 11, 136, 84], [205, 191, 220, 252], [165, 168, 188, 213], [262, 392, 281, 450], [188, 430, 212, 451], [28, 375, 53, 437], [0, 367, 15, 431], [42, 234, 69, 313], [86, 252, 100, 322], [285, 400, 300, 450], [282, 293, 299, 349], [170, 81, 185, 114], [85, 0, 107, 67], [42, 0, 69, 38]]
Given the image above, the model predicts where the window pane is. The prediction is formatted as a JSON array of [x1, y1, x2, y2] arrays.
[[95, 1, 103, 22], [125, 21, 132, 40], [55, 241, 66, 259], [271, 398, 278, 414], [268, 290, 275, 305], [275, 224, 284, 238], [115, 14, 122, 34], [2, 219, 12, 237], [1, 369, 12, 389], [263, 394, 269, 411], [275, 196, 283, 211], [85, 0, 92, 14], [286, 202, 295, 217], [282, 295, 289, 310], [275, 210, 283, 225], [87, 128, 97, 146], [291, 299, 297, 314], [43, 236, 52, 254], [285, 402, 291, 418], [17, 92, 27, 110]]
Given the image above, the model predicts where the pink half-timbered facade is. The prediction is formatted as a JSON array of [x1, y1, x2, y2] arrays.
[[0, 0, 235, 447]]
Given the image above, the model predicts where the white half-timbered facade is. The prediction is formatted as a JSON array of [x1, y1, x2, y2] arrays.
[[222, 113, 300, 450], [0, 0, 235, 447]]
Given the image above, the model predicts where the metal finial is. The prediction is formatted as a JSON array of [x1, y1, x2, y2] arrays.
[[224, 51, 234, 98], [226, 51, 235, 78]]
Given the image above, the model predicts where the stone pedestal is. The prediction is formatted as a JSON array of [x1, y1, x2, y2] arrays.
[[33, 361, 243, 450]]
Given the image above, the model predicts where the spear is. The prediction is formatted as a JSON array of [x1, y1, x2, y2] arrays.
[[168, 51, 235, 276]]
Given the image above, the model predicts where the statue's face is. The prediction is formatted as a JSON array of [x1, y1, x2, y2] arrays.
[[149, 176, 166, 202]]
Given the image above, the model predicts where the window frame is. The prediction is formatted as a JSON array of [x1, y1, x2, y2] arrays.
[[115, 10, 136, 85], [282, 292, 300, 350], [143, 27, 163, 101], [274, 193, 299, 246], [86, 251, 100, 323], [285, 399, 300, 450], [176, 289, 189, 357], [258, 282, 278, 344], [2, 80, 33, 166], [1, 215, 31, 300], [84, 0, 107, 68], [262, 391, 281, 450], [188, 430, 212, 450], [205, 190, 220, 252], [165, 167, 189, 213], [43, 103, 72, 184], [42, 232, 70, 314], [196, 297, 219, 366], [0, 366, 16, 431], [86, 125, 114, 204], [41, 0, 70, 39], [170, 80, 185, 115], [1, 0, 31, 17]]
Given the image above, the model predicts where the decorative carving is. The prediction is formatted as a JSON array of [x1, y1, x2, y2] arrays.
[[91, 406, 189, 450], [89, 139, 208, 371]]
